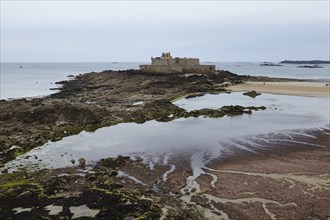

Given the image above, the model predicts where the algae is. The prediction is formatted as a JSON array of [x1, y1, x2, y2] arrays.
[[0, 158, 163, 219]]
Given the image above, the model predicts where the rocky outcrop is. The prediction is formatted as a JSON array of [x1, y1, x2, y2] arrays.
[[0, 158, 162, 219], [243, 90, 261, 98], [0, 70, 250, 166], [280, 60, 330, 64], [297, 64, 323, 68]]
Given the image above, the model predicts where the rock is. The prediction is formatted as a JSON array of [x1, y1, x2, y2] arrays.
[[297, 64, 323, 68], [96, 156, 130, 169], [185, 93, 206, 99], [189, 109, 224, 118], [243, 90, 261, 98], [246, 106, 267, 111], [1, 168, 8, 173], [220, 105, 245, 115], [260, 62, 282, 66], [70, 159, 75, 164], [78, 158, 86, 168]]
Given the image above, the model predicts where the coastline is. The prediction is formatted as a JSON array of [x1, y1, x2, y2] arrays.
[[229, 81, 330, 97], [0, 69, 329, 219]]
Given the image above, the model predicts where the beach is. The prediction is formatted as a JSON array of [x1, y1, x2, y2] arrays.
[[163, 129, 330, 219], [229, 81, 330, 97], [0, 69, 329, 219]]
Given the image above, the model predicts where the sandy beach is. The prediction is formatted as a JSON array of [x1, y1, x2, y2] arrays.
[[229, 81, 330, 97]]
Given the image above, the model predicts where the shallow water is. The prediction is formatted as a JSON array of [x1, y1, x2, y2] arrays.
[[0, 62, 141, 99], [3, 92, 329, 172]]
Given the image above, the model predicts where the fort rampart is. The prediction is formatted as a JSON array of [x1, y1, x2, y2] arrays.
[[140, 52, 215, 73]]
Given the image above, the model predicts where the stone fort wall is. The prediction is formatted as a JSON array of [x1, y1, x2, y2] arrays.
[[151, 57, 200, 66], [140, 52, 216, 73]]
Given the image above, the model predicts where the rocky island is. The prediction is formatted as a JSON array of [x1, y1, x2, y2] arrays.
[[280, 60, 330, 64], [259, 62, 282, 66], [297, 64, 323, 68]]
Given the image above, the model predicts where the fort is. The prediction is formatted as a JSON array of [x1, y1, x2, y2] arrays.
[[140, 52, 216, 73]]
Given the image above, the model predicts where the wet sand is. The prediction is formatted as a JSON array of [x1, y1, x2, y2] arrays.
[[101, 128, 330, 219], [1, 129, 328, 219], [102, 128, 329, 219], [162, 129, 330, 219], [229, 81, 330, 97]]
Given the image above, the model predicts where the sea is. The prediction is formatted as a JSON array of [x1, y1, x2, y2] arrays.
[[0, 62, 329, 100]]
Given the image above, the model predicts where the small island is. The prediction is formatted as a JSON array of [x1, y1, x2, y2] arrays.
[[259, 62, 282, 66], [297, 64, 324, 68], [280, 60, 330, 64]]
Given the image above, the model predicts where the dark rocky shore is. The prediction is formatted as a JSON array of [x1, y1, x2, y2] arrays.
[[0, 69, 255, 167], [1, 69, 328, 219], [0, 69, 250, 219]]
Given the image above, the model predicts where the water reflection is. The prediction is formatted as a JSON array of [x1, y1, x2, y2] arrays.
[[4, 92, 329, 171]]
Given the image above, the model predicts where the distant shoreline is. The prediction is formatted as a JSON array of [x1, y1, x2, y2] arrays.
[[280, 60, 330, 64]]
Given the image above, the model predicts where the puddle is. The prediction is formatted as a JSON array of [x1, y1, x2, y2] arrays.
[[133, 101, 144, 105], [117, 171, 147, 186], [69, 205, 99, 219], [2, 92, 329, 172], [12, 207, 32, 214], [45, 204, 63, 215]]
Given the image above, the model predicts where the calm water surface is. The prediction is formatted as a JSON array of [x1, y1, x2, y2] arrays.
[[217, 62, 330, 80], [4, 92, 328, 171], [0, 62, 140, 99]]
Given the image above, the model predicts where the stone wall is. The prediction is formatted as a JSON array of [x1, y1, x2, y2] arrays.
[[140, 53, 216, 73], [140, 64, 215, 73], [152, 58, 200, 67]]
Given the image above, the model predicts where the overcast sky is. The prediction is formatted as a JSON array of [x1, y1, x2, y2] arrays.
[[1, 1, 329, 62]]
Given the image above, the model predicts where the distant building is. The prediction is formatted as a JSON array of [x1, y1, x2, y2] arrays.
[[140, 52, 216, 73]]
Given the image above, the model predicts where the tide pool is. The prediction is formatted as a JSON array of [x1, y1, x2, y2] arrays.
[[3, 92, 328, 172]]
